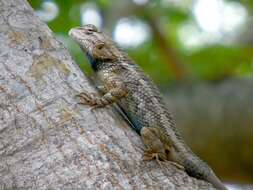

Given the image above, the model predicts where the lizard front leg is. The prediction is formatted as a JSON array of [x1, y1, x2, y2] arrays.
[[76, 75, 127, 109]]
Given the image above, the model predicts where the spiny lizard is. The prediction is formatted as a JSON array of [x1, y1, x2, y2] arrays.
[[69, 24, 228, 190]]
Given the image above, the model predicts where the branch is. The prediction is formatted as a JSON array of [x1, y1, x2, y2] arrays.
[[145, 14, 188, 81]]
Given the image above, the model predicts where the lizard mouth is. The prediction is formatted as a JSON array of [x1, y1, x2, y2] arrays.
[[68, 28, 77, 38], [68, 28, 84, 43], [68, 27, 91, 53]]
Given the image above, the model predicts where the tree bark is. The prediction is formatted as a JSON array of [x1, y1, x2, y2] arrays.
[[0, 0, 215, 189]]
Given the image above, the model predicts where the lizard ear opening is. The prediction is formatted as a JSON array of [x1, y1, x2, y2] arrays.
[[96, 42, 105, 50]]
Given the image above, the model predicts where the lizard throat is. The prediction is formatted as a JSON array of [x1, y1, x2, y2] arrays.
[[86, 53, 100, 71], [86, 52, 120, 72]]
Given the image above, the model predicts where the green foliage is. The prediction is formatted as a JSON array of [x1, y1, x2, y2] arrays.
[[28, 0, 253, 85], [185, 46, 253, 80]]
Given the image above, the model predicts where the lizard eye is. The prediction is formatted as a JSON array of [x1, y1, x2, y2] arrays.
[[84, 24, 98, 34]]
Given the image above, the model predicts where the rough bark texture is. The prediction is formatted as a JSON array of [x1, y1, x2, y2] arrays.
[[0, 0, 215, 190]]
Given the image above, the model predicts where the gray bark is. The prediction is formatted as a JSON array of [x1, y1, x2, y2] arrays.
[[0, 0, 214, 190]]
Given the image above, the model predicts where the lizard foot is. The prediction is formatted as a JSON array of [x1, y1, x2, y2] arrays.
[[76, 91, 97, 106], [143, 151, 164, 168], [76, 91, 104, 110], [143, 151, 184, 171]]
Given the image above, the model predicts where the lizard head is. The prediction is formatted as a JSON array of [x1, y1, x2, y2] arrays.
[[69, 24, 118, 70]]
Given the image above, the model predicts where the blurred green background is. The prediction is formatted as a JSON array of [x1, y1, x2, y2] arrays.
[[28, 0, 253, 85], [28, 0, 253, 189]]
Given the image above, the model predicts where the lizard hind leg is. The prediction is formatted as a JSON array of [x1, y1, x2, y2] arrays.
[[140, 127, 168, 166], [143, 148, 184, 172], [164, 146, 184, 170], [140, 127, 184, 170]]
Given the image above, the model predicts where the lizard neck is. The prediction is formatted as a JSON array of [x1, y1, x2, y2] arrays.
[[86, 52, 122, 72]]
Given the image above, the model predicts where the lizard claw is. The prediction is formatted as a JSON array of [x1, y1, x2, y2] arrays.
[[142, 150, 183, 171], [76, 91, 106, 110], [75, 92, 96, 106], [143, 152, 164, 168], [89, 104, 103, 111], [167, 161, 184, 170]]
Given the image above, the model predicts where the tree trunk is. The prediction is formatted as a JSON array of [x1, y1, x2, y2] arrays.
[[0, 0, 215, 189]]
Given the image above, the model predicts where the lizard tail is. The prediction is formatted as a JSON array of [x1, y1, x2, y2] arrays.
[[205, 171, 228, 190], [182, 156, 228, 190]]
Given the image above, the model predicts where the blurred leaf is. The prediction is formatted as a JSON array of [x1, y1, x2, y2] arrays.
[[185, 46, 253, 80]]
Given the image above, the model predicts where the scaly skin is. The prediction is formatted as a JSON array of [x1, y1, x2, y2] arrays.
[[69, 24, 228, 190]]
